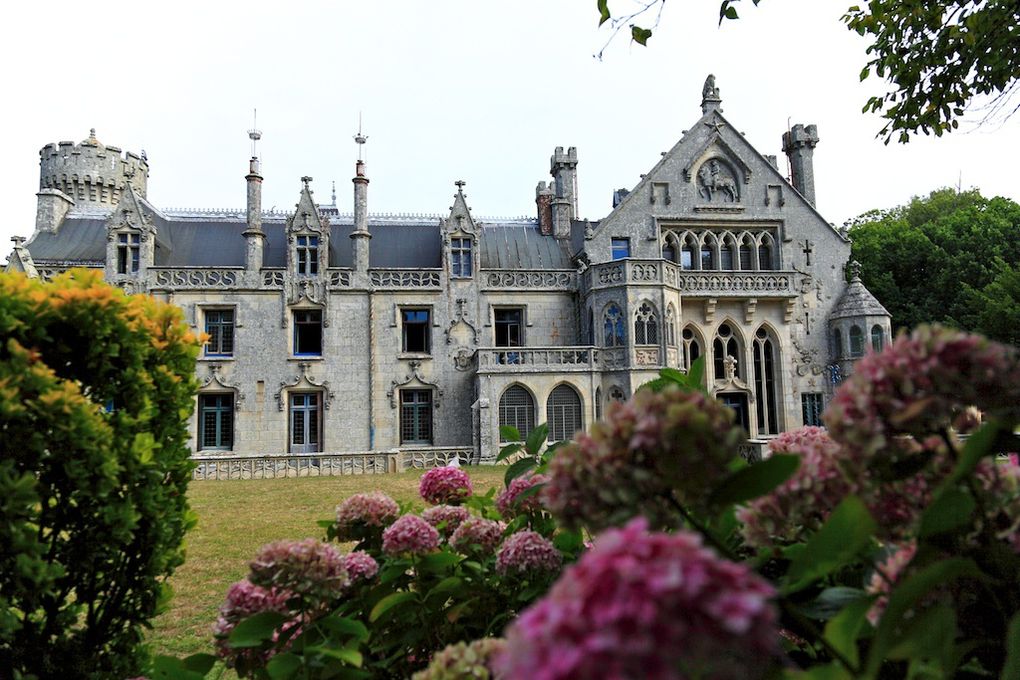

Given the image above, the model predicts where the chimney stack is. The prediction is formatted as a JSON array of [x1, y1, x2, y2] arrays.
[[351, 159, 371, 277], [550, 146, 578, 239], [782, 123, 820, 207], [535, 181, 553, 235], [243, 155, 266, 271]]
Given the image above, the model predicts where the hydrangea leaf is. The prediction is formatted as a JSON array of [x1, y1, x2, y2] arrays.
[[708, 453, 799, 507], [369, 591, 417, 623], [918, 487, 975, 538], [784, 495, 876, 594], [227, 611, 290, 648]]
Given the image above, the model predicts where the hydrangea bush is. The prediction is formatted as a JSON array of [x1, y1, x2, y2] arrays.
[[153, 326, 1020, 679]]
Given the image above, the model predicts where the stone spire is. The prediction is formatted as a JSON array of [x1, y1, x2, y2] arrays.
[[351, 127, 371, 281], [701, 74, 722, 115], [243, 119, 266, 273]]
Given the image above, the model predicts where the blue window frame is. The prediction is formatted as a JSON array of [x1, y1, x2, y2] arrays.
[[611, 237, 631, 260], [293, 309, 323, 356], [451, 238, 472, 277], [297, 235, 319, 275], [199, 393, 233, 450]]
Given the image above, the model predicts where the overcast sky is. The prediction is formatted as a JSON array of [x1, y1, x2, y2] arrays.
[[3, 0, 1018, 249]]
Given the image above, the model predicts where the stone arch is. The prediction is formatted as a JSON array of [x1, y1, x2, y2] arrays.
[[757, 232, 776, 271], [661, 231, 680, 263], [720, 232, 739, 270], [712, 318, 746, 382], [699, 232, 719, 270], [751, 323, 784, 435], [681, 323, 706, 372], [602, 301, 626, 347], [739, 233, 756, 270], [498, 383, 538, 441], [665, 304, 678, 347], [633, 299, 659, 345], [546, 382, 584, 442]]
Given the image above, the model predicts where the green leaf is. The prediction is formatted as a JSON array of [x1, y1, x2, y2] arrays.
[[946, 421, 1000, 486], [709, 454, 800, 507], [505, 456, 536, 487], [866, 558, 982, 675], [687, 355, 706, 388], [631, 25, 652, 45], [597, 0, 611, 26], [659, 367, 688, 386], [317, 518, 335, 529], [446, 597, 478, 623], [496, 442, 522, 463], [427, 576, 463, 601], [785, 496, 876, 594], [1002, 611, 1020, 680], [887, 603, 956, 662], [228, 611, 289, 648], [525, 423, 549, 455], [418, 550, 460, 573], [266, 652, 302, 679], [181, 653, 218, 674], [799, 587, 869, 620], [785, 662, 853, 680], [553, 528, 583, 553], [369, 591, 417, 622], [823, 595, 873, 667], [499, 425, 521, 443], [317, 615, 370, 642], [918, 487, 975, 537], [724, 5, 739, 20], [150, 656, 207, 680], [310, 646, 364, 667]]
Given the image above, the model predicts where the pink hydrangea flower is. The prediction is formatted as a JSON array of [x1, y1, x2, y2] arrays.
[[419, 467, 473, 505], [496, 518, 778, 680], [495, 530, 561, 576], [422, 504, 471, 537], [738, 427, 853, 549], [248, 539, 349, 603], [382, 514, 441, 557], [543, 385, 745, 531], [334, 492, 400, 541], [212, 579, 294, 668], [449, 517, 505, 556], [496, 473, 550, 518], [865, 542, 917, 626], [412, 638, 507, 680], [342, 551, 379, 584]]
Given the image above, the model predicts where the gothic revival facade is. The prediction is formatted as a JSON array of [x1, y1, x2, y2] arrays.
[[7, 78, 891, 464]]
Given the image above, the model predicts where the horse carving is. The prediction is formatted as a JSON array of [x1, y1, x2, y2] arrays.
[[697, 160, 739, 203]]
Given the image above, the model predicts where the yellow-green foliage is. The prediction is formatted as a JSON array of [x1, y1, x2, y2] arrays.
[[0, 269, 200, 678]]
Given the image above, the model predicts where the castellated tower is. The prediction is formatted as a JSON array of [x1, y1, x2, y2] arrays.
[[36, 129, 148, 232]]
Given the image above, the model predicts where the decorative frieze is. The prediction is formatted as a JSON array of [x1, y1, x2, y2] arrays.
[[370, 269, 442, 288], [149, 267, 241, 289], [482, 270, 574, 290]]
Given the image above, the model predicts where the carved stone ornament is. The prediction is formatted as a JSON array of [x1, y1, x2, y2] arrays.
[[387, 360, 443, 409], [453, 347, 475, 371], [275, 362, 334, 411], [445, 297, 478, 346], [200, 363, 245, 410], [791, 338, 823, 377], [697, 159, 740, 203], [714, 355, 754, 399]]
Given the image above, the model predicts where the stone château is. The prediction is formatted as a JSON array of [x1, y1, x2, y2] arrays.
[[6, 77, 891, 468]]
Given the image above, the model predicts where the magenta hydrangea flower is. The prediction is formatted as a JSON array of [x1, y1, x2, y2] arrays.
[[449, 517, 505, 556], [419, 466, 473, 505], [496, 473, 550, 518], [342, 551, 379, 585], [496, 518, 778, 680], [248, 538, 349, 603], [334, 492, 400, 541], [738, 427, 853, 549], [212, 579, 294, 668], [866, 542, 917, 626], [543, 385, 745, 531], [382, 514, 441, 557], [422, 504, 471, 537], [495, 530, 561, 576]]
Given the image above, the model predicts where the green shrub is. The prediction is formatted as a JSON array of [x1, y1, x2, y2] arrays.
[[0, 270, 200, 678]]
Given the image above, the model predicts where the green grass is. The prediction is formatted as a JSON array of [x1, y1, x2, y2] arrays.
[[147, 466, 508, 659]]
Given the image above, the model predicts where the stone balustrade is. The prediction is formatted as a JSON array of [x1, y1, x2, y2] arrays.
[[476, 346, 599, 373], [584, 260, 797, 297], [481, 269, 575, 291], [149, 267, 244, 289], [369, 269, 442, 289]]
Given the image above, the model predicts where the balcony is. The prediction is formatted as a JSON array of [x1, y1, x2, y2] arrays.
[[584, 260, 798, 297]]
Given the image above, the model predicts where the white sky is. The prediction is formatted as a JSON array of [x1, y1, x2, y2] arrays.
[[2, 0, 1018, 247]]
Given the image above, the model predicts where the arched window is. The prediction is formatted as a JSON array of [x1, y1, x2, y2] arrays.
[[849, 325, 865, 358], [739, 235, 754, 270], [681, 236, 697, 270], [499, 385, 536, 441], [682, 326, 702, 371], [603, 304, 625, 347], [720, 234, 736, 270], [701, 235, 717, 270], [833, 328, 843, 360], [634, 302, 658, 345], [595, 387, 602, 421], [758, 236, 774, 270], [753, 327, 779, 435], [665, 305, 677, 346], [661, 233, 678, 263], [547, 385, 583, 442], [871, 324, 884, 352], [587, 307, 595, 346], [713, 323, 742, 380]]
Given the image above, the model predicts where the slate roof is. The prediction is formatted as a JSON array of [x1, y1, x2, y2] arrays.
[[830, 273, 890, 319], [26, 209, 568, 271]]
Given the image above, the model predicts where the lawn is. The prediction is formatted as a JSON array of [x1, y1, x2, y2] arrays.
[[147, 466, 508, 659]]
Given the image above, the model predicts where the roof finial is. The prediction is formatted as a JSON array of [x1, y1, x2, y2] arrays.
[[848, 259, 862, 282], [331, 180, 337, 205], [248, 108, 262, 158], [11, 235, 26, 247], [701, 74, 722, 115], [454, 179, 466, 193], [354, 112, 368, 161]]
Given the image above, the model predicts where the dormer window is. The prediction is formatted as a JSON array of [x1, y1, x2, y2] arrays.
[[117, 233, 140, 274], [451, 238, 472, 278], [296, 235, 319, 275]]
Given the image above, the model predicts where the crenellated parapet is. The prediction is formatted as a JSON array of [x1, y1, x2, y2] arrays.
[[38, 129, 148, 210]]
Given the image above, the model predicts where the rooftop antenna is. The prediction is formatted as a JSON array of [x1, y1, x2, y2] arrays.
[[354, 112, 368, 161], [248, 108, 262, 158]]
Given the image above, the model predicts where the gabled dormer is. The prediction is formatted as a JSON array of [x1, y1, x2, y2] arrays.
[[286, 177, 329, 279], [5, 236, 39, 277], [442, 181, 477, 280], [105, 183, 156, 290]]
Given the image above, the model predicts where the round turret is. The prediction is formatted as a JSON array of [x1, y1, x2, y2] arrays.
[[38, 129, 148, 210]]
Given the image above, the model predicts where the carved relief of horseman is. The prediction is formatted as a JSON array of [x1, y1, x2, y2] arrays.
[[697, 159, 739, 203]]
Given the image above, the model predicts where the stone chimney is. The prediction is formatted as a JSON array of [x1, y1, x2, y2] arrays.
[[782, 123, 820, 207], [35, 188, 74, 233], [550, 146, 577, 239], [243, 155, 266, 272], [351, 159, 371, 278], [535, 181, 553, 235]]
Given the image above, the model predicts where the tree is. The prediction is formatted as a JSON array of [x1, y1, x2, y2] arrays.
[[0, 270, 201, 677], [597, 0, 1020, 143], [847, 188, 1020, 345]]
